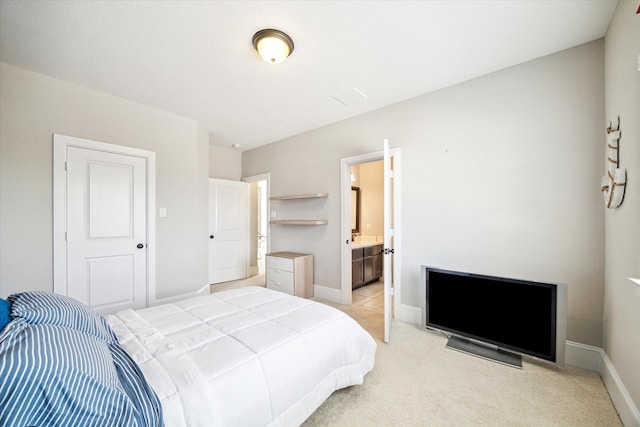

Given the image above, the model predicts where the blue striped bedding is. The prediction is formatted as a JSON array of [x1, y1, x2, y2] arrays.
[[0, 292, 163, 427]]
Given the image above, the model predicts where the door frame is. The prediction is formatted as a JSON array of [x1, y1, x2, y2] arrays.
[[53, 134, 157, 306], [340, 148, 402, 310], [242, 173, 271, 274]]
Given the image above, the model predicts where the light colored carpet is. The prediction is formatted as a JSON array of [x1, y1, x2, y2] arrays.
[[211, 280, 621, 426], [303, 304, 622, 427]]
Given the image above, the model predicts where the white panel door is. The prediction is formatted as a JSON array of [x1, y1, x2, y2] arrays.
[[383, 139, 393, 343], [209, 178, 248, 284], [66, 147, 147, 313]]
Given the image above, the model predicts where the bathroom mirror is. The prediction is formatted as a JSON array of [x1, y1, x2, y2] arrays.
[[351, 186, 360, 233]]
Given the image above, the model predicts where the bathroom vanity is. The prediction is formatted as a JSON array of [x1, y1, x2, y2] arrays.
[[352, 242, 383, 290]]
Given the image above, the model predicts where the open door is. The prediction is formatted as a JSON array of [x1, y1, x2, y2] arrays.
[[383, 139, 394, 343], [340, 146, 401, 341], [209, 178, 249, 284]]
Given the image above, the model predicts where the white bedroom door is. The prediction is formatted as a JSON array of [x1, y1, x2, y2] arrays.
[[65, 146, 148, 313], [209, 178, 249, 284], [383, 139, 394, 343]]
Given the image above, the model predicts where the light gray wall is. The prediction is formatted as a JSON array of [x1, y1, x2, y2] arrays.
[[0, 63, 209, 300], [359, 161, 384, 237], [603, 0, 640, 410], [209, 145, 242, 180], [244, 40, 605, 347]]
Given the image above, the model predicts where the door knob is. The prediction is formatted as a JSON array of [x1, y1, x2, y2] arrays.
[[137, 243, 144, 249], [210, 235, 215, 239]]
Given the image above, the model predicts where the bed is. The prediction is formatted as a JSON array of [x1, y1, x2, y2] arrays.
[[0, 286, 376, 427]]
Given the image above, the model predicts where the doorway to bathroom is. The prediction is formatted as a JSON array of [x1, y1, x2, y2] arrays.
[[350, 160, 384, 313], [340, 142, 401, 343]]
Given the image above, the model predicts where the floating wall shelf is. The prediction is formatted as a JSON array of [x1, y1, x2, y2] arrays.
[[270, 220, 328, 225], [269, 192, 329, 225], [270, 193, 328, 200]]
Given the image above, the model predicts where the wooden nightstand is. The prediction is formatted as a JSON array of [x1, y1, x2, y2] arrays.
[[266, 252, 313, 298]]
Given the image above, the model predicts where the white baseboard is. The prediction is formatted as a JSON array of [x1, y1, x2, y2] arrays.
[[313, 284, 342, 304], [600, 349, 640, 427], [565, 340, 603, 372], [566, 341, 639, 427], [152, 285, 209, 306], [396, 303, 422, 324]]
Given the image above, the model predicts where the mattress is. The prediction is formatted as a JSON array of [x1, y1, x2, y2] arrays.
[[105, 286, 376, 426]]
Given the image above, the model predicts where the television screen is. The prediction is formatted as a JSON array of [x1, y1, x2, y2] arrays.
[[423, 266, 566, 364]]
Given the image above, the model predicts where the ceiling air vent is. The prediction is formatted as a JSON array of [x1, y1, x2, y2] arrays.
[[331, 88, 368, 106]]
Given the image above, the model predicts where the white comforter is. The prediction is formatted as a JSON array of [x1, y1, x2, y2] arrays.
[[105, 286, 376, 427]]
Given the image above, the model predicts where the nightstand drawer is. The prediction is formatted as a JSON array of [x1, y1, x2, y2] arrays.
[[266, 268, 295, 295], [266, 256, 294, 272]]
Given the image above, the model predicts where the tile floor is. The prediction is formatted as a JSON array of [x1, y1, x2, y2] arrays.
[[351, 280, 384, 313]]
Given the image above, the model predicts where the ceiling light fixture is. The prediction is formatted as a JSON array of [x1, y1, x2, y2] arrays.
[[252, 29, 294, 64]]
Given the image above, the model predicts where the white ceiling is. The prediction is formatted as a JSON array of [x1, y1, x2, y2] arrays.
[[0, 1, 617, 151]]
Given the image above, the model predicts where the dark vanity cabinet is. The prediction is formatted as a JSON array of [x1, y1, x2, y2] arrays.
[[364, 244, 383, 283], [352, 248, 365, 288], [352, 244, 383, 290]]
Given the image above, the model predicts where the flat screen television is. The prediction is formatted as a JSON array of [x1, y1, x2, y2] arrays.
[[421, 266, 567, 368]]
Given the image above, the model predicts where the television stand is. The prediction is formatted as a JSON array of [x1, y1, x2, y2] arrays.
[[446, 336, 522, 369]]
